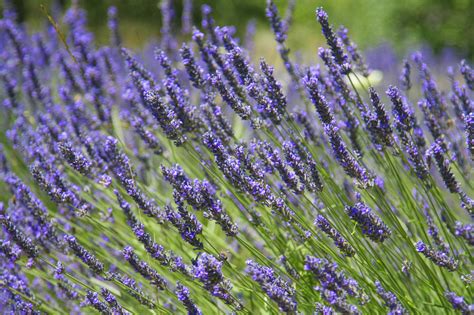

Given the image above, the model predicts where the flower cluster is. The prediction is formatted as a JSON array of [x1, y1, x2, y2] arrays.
[[304, 256, 367, 314], [0, 2, 472, 314], [246, 260, 298, 313], [344, 202, 391, 243]]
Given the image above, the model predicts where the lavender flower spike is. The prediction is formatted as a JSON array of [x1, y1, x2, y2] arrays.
[[345, 202, 391, 243], [192, 253, 238, 308], [101, 288, 128, 314], [58, 141, 92, 176], [368, 87, 394, 148], [304, 256, 365, 312], [337, 26, 369, 77], [86, 291, 111, 314], [180, 43, 205, 89], [316, 7, 350, 72], [65, 235, 104, 274], [426, 140, 461, 194], [375, 281, 407, 314], [107, 6, 121, 47], [315, 215, 355, 257], [460, 60, 473, 90], [386, 86, 414, 132], [175, 282, 202, 315], [304, 75, 334, 125], [324, 124, 372, 186], [415, 241, 458, 271], [0, 214, 39, 258], [123, 246, 168, 290], [265, 0, 288, 44], [246, 260, 298, 313], [399, 59, 411, 91], [454, 222, 473, 246], [445, 291, 473, 315]]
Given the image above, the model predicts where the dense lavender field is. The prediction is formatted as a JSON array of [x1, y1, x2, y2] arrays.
[[0, 0, 473, 314]]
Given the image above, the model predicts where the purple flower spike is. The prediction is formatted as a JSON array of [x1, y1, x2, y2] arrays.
[[416, 241, 458, 271], [445, 292, 473, 314], [375, 281, 406, 314], [64, 235, 104, 274], [192, 253, 237, 308], [344, 202, 391, 243], [316, 7, 350, 72], [246, 260, 298, 313], [175, 282, 202, 315], [265, 0, 288, 44], [315, 215, 356, 257], [123, 246, 168, 290]]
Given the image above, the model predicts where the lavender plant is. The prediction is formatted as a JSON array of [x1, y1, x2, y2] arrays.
[[0, 1, 472, 314]]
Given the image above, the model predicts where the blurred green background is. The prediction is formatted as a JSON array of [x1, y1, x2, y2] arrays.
[[2, 0, 473, 60]]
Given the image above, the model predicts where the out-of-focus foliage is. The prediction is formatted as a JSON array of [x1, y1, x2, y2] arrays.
[[2, 0, 473, 58]]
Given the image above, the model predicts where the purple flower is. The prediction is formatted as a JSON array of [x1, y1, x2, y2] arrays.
[[175, 282, 202, 315], [192, 253, 236, 307], [426, 140, 460, 194], [165, 203, 203, 249], [265, 0, 288, 44], [412, 52, 447, 122], [107, 6, 121, 47], [259, 59, 287, 123], [415, 241, 458, 271], [200, 4, 218, 45], [101, 288, 127, 314], [315, 303, 334, 314], [64, 235, 104, 274], [304, 75, 334, 125], [337, 26, 369, 77], [445, 292, 473, 314], [162, 164, 238, 236], [192, 28, 217, 74], [108, 272, 156, 308], [460, 60, 473, 90], [315, 215, 355, 257], [160, 0, 176, 51], [200, 96, 234, 144], [425, 211, 449, 253], [246, 260, 298, 313], [454, 222, 473, 246], [0, 240, 21, 262], [256, 141, 305, 193], [345, 202, 391, 243], [5, 174, 60, 244], [86, 291, 111, 314], [181, 0, 193, 34], [316, 8, 350, 72], [121, 48, 157, 88], [209, 74, 251, 120], [130, 116, 164, 155], [386, 86, 414, 132], [58, 142, 92, 176], [142, 89, 186, 145], [305, 256, 365, 311], [398, 132, 428, 180], [0, 214, 39, 258], [282, 141, 323, 193], [227, 46, 255, 89], [399, 59, 411, 91], [324, 124, 372, 186], [180, 43, 205, 89], [368, 87, 394, 149], [375, 281, 406, 314], [101, 136, 162, 219], [123, 246, 167, 290]]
